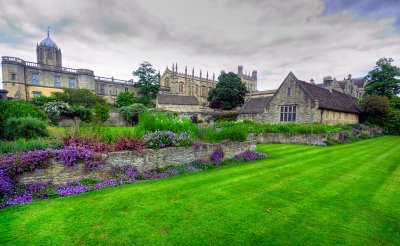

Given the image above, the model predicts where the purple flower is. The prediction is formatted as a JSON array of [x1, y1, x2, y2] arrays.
[[210, 148, 224, 166], [57, 180, 87, 197]]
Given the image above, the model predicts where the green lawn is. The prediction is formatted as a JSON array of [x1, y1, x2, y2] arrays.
[[1, 136, 399, 245]]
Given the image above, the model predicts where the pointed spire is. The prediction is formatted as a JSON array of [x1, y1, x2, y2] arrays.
[[206, 71, 209, 80], [200, 69, 202, 78], [172, 63, 174, 73], [185, 65, 187, 75], [47, 26, 50, 37], [192, 67, 194, 77], [213, 73, 215, 81], [176, 63, 178, 73]]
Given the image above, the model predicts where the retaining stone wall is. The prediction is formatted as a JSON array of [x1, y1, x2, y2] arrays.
[[18, 141, 256, 185], [248, 133, 339, 145]]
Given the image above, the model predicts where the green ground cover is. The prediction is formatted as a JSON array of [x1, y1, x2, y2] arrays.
[[1, 136, 399, 245]]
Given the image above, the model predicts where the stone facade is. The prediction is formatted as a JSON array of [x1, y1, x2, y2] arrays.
[[315, 74, 365, 99], [239, 72, 360, 124], [1, 30, 135, 103], [159, 64, 257, 106], [18, 141, 256, 185]]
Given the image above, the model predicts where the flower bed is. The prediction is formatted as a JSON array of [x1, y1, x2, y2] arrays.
[[0, 149, 266, 209]]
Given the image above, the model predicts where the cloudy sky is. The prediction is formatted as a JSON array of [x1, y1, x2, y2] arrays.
[[1, 0, 400, 90]]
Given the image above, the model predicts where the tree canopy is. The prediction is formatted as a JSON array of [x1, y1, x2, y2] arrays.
[[207, 72, 247, 110], [132, 61, 160, 106], [116, 92, 136, 108], [52, 88, 106, 108], [365, 58, 400, 98]]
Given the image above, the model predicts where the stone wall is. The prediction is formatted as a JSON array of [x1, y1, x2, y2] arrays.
[[104, 110, 129, 126], [18, 141, 256, 185], [248, 133, 339, 145]]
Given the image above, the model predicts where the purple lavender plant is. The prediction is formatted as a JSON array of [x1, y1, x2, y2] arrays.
[[57, 180, 87, 197], [210, 148, 224, 166]]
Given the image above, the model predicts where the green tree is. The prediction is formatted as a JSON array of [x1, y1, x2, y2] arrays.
[[207, 72, 247, 110], [365, 58, 400, 98], [360, 95, 391, 126], [119, 103, 148, 121], [52, 88, 106, 108], [132, 61, 160, 106], [93, 104, 110, 123], [116, 92, 136, 108]]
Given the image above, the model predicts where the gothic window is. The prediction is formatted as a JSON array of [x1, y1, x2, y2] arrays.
[[195, 85, 199, 95], [179, 83, 184, 93], [69, 78, 75, 89], [165, 78, 170, 88], [15, 91, 20, 99], [280, 105, 296, 122], [201, 86, 205, 96], [54, 76, 61, 87], [32, 73, 40, 85], [287, 87, 291, 96], [11, 73, 16, 81]]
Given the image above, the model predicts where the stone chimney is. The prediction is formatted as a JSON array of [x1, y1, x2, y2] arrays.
[[310, 78, 315, 84], [238, 65, 243, 75], [323, 76, 333, 93], [252, 70, 257, 81]]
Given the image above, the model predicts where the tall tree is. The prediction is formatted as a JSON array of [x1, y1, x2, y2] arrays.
[[132, 61, 160, 106], [365, 58, 400, 98], [208, 72, 247, 110]]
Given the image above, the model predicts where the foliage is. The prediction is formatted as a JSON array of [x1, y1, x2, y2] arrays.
[[43, 101, 73, 124], [119, 103, 148, 121], [3, 117, 48, 140], [31, 95, 56, 106], [52, 88, 106, 108], [0, 100, 47, 139], [136, 113, 199, 136], [114, 139, 145, 152], [387, 109, 400, 135], [207, 72, 247, 110], [360, 96, 391, 126], [93, 104, 110, 122], [234, 150, 268, 161], [132, 61, 160, 106], [209, 100, 222, 109], [211, 112, 238, 122], [57, 126, 138, 144], [116, 92, 137, 108], [203, 126, 248, 143], [0, 138, 62, 155], [365, 57, 400, 98], [71, 105, 93, 122], [143, 130, 192, 149]]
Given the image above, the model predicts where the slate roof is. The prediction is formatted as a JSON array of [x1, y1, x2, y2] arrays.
[[157, 94, 199, 105], [294, 77, 361, 114], [239, 96, 272, 114]]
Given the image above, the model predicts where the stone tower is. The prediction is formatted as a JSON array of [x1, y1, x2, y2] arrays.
[[36, 27, 62, 67]]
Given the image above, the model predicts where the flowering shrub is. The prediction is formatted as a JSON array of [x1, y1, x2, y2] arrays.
[[114, 139, 145, 152], [62, 136, 113, 152], [210, 148, 224, 166], [351, 128, 361, 139], [192, 140, 204, 150], [143, 130, 192, 149], [234, 151, 267, 161], [338, 131, 349, 143], [43, 101, 73, 124], [57, 180, 87, 197]]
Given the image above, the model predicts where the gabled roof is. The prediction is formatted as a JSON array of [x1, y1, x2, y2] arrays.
[[157, 94, 199, 105], [293, 75, 361, 114], [239, 96, 272, 114]]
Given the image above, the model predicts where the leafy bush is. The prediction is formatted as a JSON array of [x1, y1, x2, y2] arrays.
[[52, 88, 106, 108], [0, 138, 62, 154], [234, 151, 268, 161], [116, 92, 136, 108], [143, 130, 193, 149], [114, 139, 145, 152], [71, 105, 93, 122], [360, 96, 391, 126], [119, 103, 148, 121], [211, 112, 238, 122], [204, 126, 247, 143], [43, 101, 73, 124], [3, 117, 48, 140], [32, 95, 56, 106], [60, 126, 138, 144], [210, 148, 224, 165], [386, 110, 400, 135], [136, 113, 199, 136], [93, 104, 110, 122]]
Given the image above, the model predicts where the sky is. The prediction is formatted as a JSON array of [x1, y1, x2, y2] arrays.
[[0, 0, 400, 90]]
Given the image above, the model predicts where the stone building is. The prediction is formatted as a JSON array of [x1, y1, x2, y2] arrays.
[[314, 74, 365, 99], [1, 29, 135, 102], [239, 72, 360, 124], [159, 64, 257, 105], [156, 94, 200, 112]]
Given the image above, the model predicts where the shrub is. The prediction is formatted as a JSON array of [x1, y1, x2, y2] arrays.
[[71, 105, 93, 122], [204, 126, 247, 143], [143, 130, 193, 149], [3, 117, 48, 140], [136, 113, 199, 136], [116, 92, 136, 108], [114, 139, 145, 152], [119, 103, 148, 121], [43, 101, 73, 124], [360, 96, 391, 126], [32, 95, 56, 106], [234, 151, 268, 161], [52, 88, 106, 108], [386, 110, 400, 135], [211, 112, 238, 122], [93, 104, 110, 122]]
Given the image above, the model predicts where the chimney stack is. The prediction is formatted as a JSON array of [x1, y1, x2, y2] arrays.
[[238, 65, 243, 75], [310, 78, 315, 84]]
